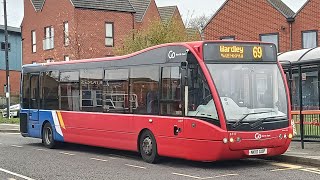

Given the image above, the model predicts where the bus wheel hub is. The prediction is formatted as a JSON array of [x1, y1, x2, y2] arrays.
[[142, 137, 152, 155]]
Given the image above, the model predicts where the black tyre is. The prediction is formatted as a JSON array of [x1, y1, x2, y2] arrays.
[[42, 122, 56, 149], [139, 130, 159, 163]]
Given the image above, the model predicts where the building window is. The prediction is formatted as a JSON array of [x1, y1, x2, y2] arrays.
[[64, 55, 70, 61], [302, 30, 318, 49], [64, 22, 69, 46], [260, 33, 279, 52], [45, 58, 54, 63], [31, 30, 36, 53], [220, 36, 235, 41], [105, 22, 114, 47], [43, 26, 54, 50], [1, 42, 11, 51]]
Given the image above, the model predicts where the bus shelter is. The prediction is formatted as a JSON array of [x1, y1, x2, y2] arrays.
[[279, 47, 320, 146]]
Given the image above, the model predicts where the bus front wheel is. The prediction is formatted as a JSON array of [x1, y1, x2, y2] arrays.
[[42, 122, 56, 149], [139, 130, 159, 163]]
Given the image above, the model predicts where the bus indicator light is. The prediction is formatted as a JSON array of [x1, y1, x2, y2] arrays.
[[230, 138, 235, 143], [288, 133, 293, 139]]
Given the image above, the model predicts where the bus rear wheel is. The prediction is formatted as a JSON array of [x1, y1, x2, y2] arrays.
[[139, 130, 159, 163], [42, 122, 56, 149]]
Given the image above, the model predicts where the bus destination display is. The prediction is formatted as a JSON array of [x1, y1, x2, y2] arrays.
[[204, 43, 276, 62]]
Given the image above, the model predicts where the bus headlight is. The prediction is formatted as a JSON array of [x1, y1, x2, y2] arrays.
[[279, 134, 283, 139], [236, 137, 241, 142], [223, 138, 228, 144], [284, 134, 287, 139]]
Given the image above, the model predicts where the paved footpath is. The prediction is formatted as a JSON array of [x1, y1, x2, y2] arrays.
[[1, 123, 319, 167]]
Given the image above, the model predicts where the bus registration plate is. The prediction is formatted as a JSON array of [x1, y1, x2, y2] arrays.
[[249, 148, 267, 156]]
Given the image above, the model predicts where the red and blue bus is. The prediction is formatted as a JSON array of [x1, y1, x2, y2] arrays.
[[20, 41, 292, 163]]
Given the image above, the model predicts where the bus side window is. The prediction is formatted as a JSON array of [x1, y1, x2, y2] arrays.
[[22, 74, 30, 109], [60, 71, 80, 111], [103, 69, 130, 113], [80, 69, 103, 112], [42, 71, 59, 110], [130, 65, 160, 115], [160, 66, 182, 116]]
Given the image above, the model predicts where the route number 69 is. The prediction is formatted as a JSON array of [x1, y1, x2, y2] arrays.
[[253, 46, 263, 59]]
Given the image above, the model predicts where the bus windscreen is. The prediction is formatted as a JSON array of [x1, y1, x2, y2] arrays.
[[203, 42, 277, 62]]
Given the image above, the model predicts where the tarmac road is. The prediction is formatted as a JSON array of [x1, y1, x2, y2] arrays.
[[0, 133, 319, 180]]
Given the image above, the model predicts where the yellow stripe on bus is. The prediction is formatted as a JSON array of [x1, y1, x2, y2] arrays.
[[57, 111, 66, 129]]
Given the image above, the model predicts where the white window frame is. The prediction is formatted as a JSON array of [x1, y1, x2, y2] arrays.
[[105, 22, 114, 47], [302, 30, 318, 49], [64, 55, 70, 61], [43, 26, 54, 50], [260, 33, 279, 52], [32, 30, 36, 53], [64, 22, 69, 46]]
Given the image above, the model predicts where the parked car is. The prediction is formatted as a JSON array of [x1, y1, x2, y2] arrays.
[[1, 104, 20, 118]]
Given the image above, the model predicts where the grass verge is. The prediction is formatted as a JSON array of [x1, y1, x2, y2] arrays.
[[0, 115, 20, 124]]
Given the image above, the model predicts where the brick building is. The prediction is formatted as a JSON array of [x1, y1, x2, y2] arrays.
[[130, 0, 161, 30], [22, 0, 136, 64], [291, 0, 320, 50], [204, 0, 295, 52]]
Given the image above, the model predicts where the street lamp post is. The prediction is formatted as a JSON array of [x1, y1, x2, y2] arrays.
[[3, 0, 10, 118]]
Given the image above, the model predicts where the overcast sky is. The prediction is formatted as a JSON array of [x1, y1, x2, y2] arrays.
[[0, 0, 308, 28]]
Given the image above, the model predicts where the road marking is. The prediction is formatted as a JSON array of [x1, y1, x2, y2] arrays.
[[59, 152, 75, 156], [125, 164, 146, 169], [271, 167, 299, 172], [172, 173, 202, 179], [300, 168, 320, 175], [0, 143, 2, 144], [270, 162, 302, 171], [285, 152, 309, 155], [172, 173, 238, 180], [10, 145, 23, 148], [108, 154, 122, 159], [0, 167, 35, 180], [5, 133, 20, 135], [202, 174, 239, 179], [35, 148, 48, 151], [90, 158, 108, 162], [8, 178, 16, 180]]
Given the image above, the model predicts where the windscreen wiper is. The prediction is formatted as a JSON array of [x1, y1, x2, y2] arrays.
[[250, 115, 287, 129], [232, 111, 276, 129]]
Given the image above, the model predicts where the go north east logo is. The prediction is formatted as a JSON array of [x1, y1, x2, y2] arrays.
[[220, 45, 244, 59]]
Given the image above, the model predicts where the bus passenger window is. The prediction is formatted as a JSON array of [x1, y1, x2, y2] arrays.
[[60, 71, 80, 111], [80, 69, 103, 112], [42, 71, 59, 110], [130, 66, 159, 115], [103, 69, 129, 113], [160, 66, 182, 116]]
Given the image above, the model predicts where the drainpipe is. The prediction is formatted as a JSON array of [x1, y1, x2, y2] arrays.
[[287, 17, 295, 51]]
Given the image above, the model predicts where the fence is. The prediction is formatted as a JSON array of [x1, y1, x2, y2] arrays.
[[292, 110, 320, 142]]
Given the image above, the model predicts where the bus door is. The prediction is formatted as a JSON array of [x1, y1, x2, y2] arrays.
[[29, 73, 40, 122]]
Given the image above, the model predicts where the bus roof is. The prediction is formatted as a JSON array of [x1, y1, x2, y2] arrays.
[[23, 40, 274, 68]]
